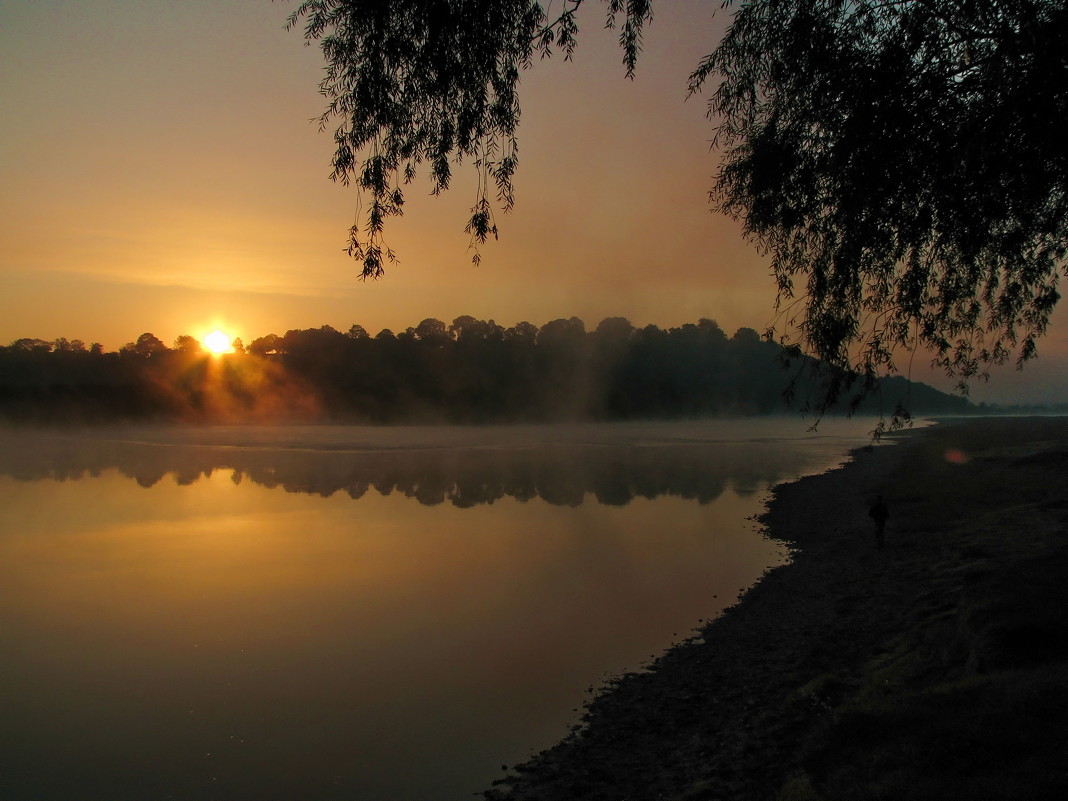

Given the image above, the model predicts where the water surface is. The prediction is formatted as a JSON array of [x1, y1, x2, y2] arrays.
[[0, 418, 888, 800]]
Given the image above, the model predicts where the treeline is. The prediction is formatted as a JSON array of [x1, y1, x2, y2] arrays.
[[0, 316, 972, 424]]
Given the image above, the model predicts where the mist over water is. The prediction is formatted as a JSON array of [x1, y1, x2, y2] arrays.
[[0, 418, 882, 502], [0, 418, 895, 800]]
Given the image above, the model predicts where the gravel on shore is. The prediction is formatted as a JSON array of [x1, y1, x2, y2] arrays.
[[483, 416, 1068, 801]]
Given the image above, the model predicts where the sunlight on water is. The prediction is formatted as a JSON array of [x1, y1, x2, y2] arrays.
[[0, 418, 900, 800]]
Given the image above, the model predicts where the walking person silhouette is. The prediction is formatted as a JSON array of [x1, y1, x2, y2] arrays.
[[868, 495, 889, 548]]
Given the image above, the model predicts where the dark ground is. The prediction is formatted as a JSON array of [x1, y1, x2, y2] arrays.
[[482, 417, 1068, 801]]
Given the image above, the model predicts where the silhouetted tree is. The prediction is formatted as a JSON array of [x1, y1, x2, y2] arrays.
[[288, 0, 1067, 393], [594, 317, 634, 344], [52, 338, 86, 353], [9, 338, 52, 353], [533, 317, 590, 417], [174, 335, 202, 354], [122, 333, 168, 359], [449, 315, 503, 344], [444, 316, 509, 420], [697, 318, 727, 341], [727, 328, 780, 415], [505, 321, 538, 346], [0, 316, 974, 424], [248, 333, 283, 356], [407, 318, 448, 344], [590, 317, 635, 416], [696, 0, 1068, 389]]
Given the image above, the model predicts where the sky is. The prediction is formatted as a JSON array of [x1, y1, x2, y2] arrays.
[[2, 0, 1066, 404]]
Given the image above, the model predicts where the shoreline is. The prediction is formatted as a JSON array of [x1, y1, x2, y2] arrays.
[[485, 416, 1068, 800]]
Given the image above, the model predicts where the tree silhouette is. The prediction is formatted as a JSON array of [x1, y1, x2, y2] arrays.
[[1, 316, 977, 424], [52, 338, 86, 353], [697, 0, 1068, 388], [10, 338, 53, 353], [288, 0, 1067, 391], [173, 335, 202, 354], [122, 333, 168, 359], [248, 333, 284, 356]]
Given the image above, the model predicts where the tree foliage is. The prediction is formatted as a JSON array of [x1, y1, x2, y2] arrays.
[[1, 318, 973, 425], [286, 0, 540, 273], [288, 0, 1067, 390], [285, 0, 650, 272], [694, 0, 1068, 388]]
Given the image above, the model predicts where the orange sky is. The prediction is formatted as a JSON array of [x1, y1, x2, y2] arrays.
[[2, 0, 1065, 404]]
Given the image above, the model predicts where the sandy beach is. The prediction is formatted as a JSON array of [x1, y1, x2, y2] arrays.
[[484, 416, 1068, 800]]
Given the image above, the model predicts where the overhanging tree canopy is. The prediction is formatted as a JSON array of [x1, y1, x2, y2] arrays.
[[287, 0, 1067, 388]]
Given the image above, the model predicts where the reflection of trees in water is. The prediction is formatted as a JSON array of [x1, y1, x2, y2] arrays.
[[0, 433, 822, 507]]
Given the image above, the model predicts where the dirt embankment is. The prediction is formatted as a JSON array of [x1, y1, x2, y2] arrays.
[[484, 417, 1068, 801]]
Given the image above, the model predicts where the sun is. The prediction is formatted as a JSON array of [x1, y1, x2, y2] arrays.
[[203, 329, 234, 355]]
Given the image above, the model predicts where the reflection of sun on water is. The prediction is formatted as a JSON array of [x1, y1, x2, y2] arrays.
[[203, 329, 233, 354]]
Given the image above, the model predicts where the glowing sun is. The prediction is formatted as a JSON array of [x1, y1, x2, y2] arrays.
[[203, 329, 234, 354]]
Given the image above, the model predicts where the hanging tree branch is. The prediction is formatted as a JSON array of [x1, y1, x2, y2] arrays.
[[286, 0, 652, 277], [287, 0, 1067, 402]]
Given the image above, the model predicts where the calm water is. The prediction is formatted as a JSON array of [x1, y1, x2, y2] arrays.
[[0, 419, 890, 800]]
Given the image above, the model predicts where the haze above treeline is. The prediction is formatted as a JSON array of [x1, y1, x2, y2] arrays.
[[1, 315, 977, 425]]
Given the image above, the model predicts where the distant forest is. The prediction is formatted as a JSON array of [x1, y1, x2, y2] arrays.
[[0, 316, 972, 424]]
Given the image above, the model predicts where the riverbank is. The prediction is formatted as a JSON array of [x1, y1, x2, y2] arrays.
[[484, 416, 1068, 800]]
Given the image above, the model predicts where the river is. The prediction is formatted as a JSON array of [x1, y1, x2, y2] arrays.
[[0, 418, 894, 800]]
